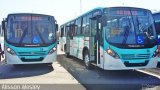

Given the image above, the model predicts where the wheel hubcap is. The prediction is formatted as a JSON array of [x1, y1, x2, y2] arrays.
[[84, 54, 89, 66]]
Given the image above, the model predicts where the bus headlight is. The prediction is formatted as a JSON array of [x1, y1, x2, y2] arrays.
[[106, 48, 119, 59], [48, 46, 57, 54], [6, 47, 16, 55]]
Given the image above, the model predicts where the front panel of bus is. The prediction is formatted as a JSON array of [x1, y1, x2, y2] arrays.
[[4, 14, 57, 64], [102, 7, 158, 70]]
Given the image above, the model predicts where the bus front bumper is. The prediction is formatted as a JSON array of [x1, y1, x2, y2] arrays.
[[5, 51, 57, 64], [103, 54, 158, 70]]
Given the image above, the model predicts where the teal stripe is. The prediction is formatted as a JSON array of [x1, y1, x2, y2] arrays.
[[5, 41, 57, 59]]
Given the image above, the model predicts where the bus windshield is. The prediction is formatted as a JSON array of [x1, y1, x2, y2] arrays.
[[6, 15, 56, 46], [104, 8, 157, 48], [153, 13, 160, 35]]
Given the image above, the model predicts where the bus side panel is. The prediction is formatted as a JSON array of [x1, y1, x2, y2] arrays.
[[99, 46, 105, 69], [99, 29, 105, 69], [70, 38, 74, 56], [80, 36, 89, 60], [70, 37, 78, 57], [70, 36, 89, 60], [77, 36, 84, 60], [59, 37, 66, 51]]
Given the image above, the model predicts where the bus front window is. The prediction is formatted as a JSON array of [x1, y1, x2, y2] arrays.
[[6, 15, 56, 46], [104, 8, 157, 48]]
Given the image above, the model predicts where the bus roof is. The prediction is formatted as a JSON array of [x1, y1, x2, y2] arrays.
[[77, 7, 103, 18], [61, 7, 103, 26], [61, 6, 151, 26], [153, 12, 160, 15], [7, 13, 55, 18], [105, 6, 150, 11]]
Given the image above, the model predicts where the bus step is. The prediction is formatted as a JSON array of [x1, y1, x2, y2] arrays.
[[91, 63, 100, 67]]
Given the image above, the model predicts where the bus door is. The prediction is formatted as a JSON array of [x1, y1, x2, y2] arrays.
[[69, 25, 75, 56], [89, 17, 100, 65], [66, 26, 70, 55]]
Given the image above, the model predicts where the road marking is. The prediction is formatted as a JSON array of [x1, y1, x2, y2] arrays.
[[137, 69, 160, 79]]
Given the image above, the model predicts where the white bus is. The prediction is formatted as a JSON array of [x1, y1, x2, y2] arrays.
[[2, 13, 58, 65], [60, 7, 158, 70]]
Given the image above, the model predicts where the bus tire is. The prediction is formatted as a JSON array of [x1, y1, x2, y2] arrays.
[[64, 44, 66, 52], [83, 50, 92, 70], [66, 53, 70, 58]]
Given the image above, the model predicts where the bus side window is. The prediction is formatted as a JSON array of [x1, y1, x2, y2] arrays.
[[66, 26, 70, 36], [87, 14, 92, 36], [82, 16, 86, 35], [76, 18, 81, 35], [64, 26, 66, 37], [100, 25, 103, 46]]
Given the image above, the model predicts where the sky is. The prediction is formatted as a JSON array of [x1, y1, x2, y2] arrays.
[[0, 0, 160, 24]]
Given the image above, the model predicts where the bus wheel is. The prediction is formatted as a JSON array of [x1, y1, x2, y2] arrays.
[[66, 53, 70, 58], [84, 51, 92, 69], [64, 44, 66, 52]]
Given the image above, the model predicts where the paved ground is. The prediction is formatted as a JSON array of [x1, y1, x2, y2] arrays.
[[0, 62, 79, 84], [57, 54, 160, 90], [0, 45, 85, 90], [0, 43, 160, 90]]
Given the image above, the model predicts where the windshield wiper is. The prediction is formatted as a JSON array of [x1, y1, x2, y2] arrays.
[[122, 16, 131, 46], [19, 24, 46, 45], [136, 16, 145, 34], [136, 16, 153, 40], [19, 27, 28, 45], [35, 26, 45, 44]]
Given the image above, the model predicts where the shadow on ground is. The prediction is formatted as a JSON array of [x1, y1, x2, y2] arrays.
[[0, 64, 53, 79], [57, 55, 160, 90]]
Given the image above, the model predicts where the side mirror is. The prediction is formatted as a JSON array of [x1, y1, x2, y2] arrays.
[[0, 25, 2, 36], [56, 24, 58, 31], [158, 37, 160, 45], [2, 20, 6, 31]]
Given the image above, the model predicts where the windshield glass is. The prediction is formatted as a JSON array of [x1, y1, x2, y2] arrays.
[[104, 8, 157, 47], [153, 14, 160, 35], [6, 15, 56, 46]]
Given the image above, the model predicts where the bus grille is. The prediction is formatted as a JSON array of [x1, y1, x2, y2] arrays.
[[18, 51, 46, 56], [121, 54, 150, 60], [124, 60, 149, 67], [21, 57, 44, 62]]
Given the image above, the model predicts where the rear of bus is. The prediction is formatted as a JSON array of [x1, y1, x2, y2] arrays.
[[102, 7, 158, 70], [3, 13, 58, 64]]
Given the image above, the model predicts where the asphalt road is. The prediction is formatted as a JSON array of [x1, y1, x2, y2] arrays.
[[0, 44, 85, 90], [0, 64, 53, 79], [57, 55, 160, 90], [0, 43, 160, 90], [0, 63, 85, 90]]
